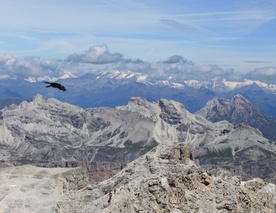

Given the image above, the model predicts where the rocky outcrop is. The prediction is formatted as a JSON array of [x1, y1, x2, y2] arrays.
[[1, 144, 275, 213], [87, 161, 126, 181], [53, 144, 276, 213]]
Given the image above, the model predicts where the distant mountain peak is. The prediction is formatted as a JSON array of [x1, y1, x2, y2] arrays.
[[59, 71, 76, 79], [196, 94, 260, 122], [197, 94, 276, 141]]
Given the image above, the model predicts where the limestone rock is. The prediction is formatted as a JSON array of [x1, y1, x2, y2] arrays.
[[53, 144, 276, 213]]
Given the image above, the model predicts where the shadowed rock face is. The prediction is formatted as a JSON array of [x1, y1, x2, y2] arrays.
[[159, 99, 183, 124]]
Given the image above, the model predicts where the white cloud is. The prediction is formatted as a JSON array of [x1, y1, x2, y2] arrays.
[[0, 54, 60, 78], [0, 44, 274, 84], [66, 44, 123, 64], [245, 66, 276, 83], [250, 66, 276, 76], [0, 54, 14, 66], [0, 0, 275, 74], [161, 55, 194, 65]]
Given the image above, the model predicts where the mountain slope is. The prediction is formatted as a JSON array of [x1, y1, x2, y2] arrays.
[[1, 95, 275, 183], [196, 94, 276, 141]]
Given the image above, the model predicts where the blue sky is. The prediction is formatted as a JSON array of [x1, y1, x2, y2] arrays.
[[0, 0, 276, 73]]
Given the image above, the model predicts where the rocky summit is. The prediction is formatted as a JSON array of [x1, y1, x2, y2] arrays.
[[1, 144, 275, 212], [81, 143, 275, 213]]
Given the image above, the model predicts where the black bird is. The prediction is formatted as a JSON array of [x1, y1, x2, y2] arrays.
[[43, 81, 66, 91]]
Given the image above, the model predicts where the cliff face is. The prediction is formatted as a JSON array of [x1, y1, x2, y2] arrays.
[[54, 144, 276, 213], [87, 161, 125, 181], [1, 144, 275, 213]]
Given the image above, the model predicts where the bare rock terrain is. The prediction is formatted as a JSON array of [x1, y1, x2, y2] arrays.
[[1, 95, 275, 184], [0, 166, 89, 213], [0, 144, 275, 212], [56, 144, 276, 212]]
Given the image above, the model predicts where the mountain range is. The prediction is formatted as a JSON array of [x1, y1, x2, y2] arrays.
[[1, 49, 276, 212], [0, 70, 276, 118], [0, 94, 275, 183]]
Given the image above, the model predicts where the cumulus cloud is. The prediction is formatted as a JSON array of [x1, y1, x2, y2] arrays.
[[0, 51, 242, 83], [113, 58, 154, 74], [39, 59, 58, 71], [122, 58, 145, 64], [0, 54, 15, 67], [1, 44, 272, 84], [162, 55, 194, 65], [246, 66, 276, 83], [66, 44, 123, 64], [0, 54, 59, 78], [153, 56, 232, 80]]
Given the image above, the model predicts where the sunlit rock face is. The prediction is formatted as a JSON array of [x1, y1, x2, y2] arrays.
[[1, 145, 275, 213], [0, 95, 275, 183], [52, 144, 276, 213]]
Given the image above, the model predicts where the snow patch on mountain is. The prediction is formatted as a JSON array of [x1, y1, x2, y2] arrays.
[[95, 70, 185, 88], [0, 74, 9, 79], [223, 79, 276, 93], [96, 70, 144, 81], [136, 74, 148, 83], [184, 80, 210, 88], [59, 71, 77, 79], [24, 71, 76, 83]]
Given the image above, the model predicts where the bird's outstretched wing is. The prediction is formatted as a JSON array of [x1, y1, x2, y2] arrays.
[[43, 81, 52, 84], [42, 81, 67, 91]]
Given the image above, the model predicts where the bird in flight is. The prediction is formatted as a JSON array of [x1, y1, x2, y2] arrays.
[[43, 81, 66, 91]]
